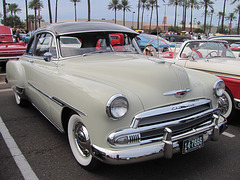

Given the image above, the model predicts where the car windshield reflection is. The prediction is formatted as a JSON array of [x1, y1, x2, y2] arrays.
[[59, 32, 140, 57], [180, 41, 235, 59]]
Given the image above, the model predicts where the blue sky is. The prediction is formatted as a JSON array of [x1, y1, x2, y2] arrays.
[[0, 0, 238, 27]]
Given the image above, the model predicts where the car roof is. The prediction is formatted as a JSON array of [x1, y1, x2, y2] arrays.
[[35, 21, 138, 36], [208, 35, 240, 42]]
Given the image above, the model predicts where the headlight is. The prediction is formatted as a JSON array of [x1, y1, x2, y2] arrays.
[[213, 79, 225, 97], [106, 94, 129, 120]]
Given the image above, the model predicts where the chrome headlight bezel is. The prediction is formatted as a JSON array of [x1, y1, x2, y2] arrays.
[[106, 94, 129, 120], [213, 79, 225, 97]]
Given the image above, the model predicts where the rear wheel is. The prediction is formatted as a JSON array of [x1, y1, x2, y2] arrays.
[[67, 114, 98, 170], [14, 92, 27, 107]]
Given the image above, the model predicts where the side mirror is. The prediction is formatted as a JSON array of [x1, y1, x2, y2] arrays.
[[43, 52, 53, 62]]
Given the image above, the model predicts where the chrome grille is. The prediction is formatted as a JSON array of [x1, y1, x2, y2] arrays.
[[132, 99, 214, 140]]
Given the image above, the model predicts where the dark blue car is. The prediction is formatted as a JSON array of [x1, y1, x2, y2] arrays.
[[136, 33, 175, 52]]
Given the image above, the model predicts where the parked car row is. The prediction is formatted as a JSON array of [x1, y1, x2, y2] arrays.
[[0, 26, 27, 70], [6, 21, 227, 170]]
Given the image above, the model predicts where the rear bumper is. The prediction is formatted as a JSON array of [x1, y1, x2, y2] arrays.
[[91, 116, 227, 165]]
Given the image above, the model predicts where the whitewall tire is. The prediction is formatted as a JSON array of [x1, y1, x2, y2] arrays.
[[67, 114, 98, 170]]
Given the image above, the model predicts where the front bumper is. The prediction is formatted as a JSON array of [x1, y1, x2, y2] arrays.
[[234, 98, 240, 110], [91, 116, 227, 165]]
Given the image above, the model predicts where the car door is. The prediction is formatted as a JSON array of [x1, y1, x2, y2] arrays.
[[22, 32, 58, 120]]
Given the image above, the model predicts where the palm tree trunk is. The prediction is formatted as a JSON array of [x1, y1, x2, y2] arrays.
[[34, 8, 37, 30], [137, 0, 140, 29], [221, 0, 226, 33], [25, 0, 29, 32], [209, 12, 213, 33], [156, 0, 158, 33], [190, 5, 193, 33], [123, 9, 126, 26], [174, 3, 177, 27], [114, 8, 117, 24], [203, 3, 207, 33], [88, 0, 90, 21], [238, 11, 240, 35], [55, 0, 58, 23], [74, 2, 77, 21], [141, 7, 145, 29], [48, 0, 52, 23], [149, 6, 153, 33]]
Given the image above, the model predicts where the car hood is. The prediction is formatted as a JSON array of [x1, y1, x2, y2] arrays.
[[186, 58, 240, 77], [60, 53, 207, 110]]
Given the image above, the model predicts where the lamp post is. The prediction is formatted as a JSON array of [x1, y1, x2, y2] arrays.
[[163, 4, 167, 31], [132, 11, 135, 29]]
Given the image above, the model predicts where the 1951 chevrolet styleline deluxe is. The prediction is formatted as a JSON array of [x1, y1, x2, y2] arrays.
[[6, 22, 227, 170]]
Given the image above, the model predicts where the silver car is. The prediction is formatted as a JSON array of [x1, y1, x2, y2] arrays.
[[6, 22, 227, 170]]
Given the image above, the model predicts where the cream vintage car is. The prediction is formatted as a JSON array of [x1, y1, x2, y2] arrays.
[[6, 22, 227, 170], [168, 40, 240, 120]]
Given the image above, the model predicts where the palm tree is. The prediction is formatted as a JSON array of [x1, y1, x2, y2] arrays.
[[141, 0, 150, 29], [168, 0, 180, 28], [28, 0, 44, 30], [221, 0, 226, 33], [70, 0, 81, 21], [7, 3, 21, 15], [87, 0, 91, 21], [149, 0, 157, 32], [200, 0, 214, 33], [108, 0, 121, 24], [226, 12, 236, 34], [28, 14, 35, 31], [48, 0, 52, 23], [234, 4, 240, 34], [188, 0, 200, 33], [137, 0, 141, 29], [118, 0, 131, 26]]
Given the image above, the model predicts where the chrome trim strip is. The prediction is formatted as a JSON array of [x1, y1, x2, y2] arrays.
[[163, 88, 191, 97], [28, 82, 87, 116], [131, 99, 212, 128]]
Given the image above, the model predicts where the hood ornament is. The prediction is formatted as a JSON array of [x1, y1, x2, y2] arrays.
[[164, 88, 192, 98]]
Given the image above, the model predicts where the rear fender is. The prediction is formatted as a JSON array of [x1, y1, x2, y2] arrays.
[[6, 60, 26, 96]]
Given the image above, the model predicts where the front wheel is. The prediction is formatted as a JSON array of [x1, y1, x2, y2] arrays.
[[218, 89, 236, 120], [67, 114, 98, 170]]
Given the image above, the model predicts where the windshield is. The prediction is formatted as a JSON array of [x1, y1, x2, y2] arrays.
[[59, 32, 141, 57], [180, 41, 235, 59]]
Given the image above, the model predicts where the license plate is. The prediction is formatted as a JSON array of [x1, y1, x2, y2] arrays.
[[182, 134, 204, 154]]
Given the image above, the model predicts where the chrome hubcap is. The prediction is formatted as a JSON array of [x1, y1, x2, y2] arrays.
[[73, 122, 90, 157], [218, 94, 229, 116]]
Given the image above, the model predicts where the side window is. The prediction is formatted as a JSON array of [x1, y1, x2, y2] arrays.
[[34, 33, 56, 57], [26, 36, 35, 55]]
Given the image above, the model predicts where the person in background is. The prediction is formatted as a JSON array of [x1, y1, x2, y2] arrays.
[[15, 28, 21, 42]]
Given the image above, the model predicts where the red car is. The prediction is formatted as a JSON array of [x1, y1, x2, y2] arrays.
[[0, 26, 26, 70]]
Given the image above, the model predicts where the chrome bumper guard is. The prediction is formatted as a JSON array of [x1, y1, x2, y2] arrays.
[[234, 98, 240, 110], [91, 114, 227, 165]]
